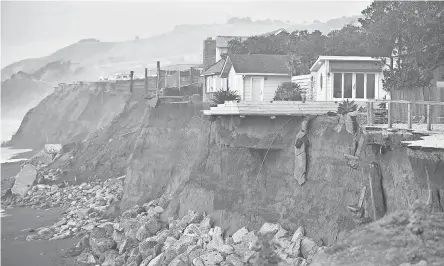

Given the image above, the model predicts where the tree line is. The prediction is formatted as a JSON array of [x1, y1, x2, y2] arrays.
[[227, 1, 444, 95]]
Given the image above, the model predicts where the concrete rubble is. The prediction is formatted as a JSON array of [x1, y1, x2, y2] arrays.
[[62, 200, 321, 266], [4, 170, 324, 265]]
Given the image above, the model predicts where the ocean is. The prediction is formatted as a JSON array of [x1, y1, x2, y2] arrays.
[[1, 119, 28, 218], [1, 119, 31, 163]]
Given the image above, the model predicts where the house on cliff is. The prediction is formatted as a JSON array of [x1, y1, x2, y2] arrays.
[[202, 58, 231, 102], [293, 56, 388, 102], [220, 54, 291, 102], [202, 29, 289, 70]]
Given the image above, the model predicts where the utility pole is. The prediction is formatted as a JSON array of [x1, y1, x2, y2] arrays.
[[178, 66, 181, 94], [130, 71, 134, 94], [144, 68, 148, 98], [156, 61, 160, 97]]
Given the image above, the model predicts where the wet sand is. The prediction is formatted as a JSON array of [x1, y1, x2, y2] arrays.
[[1, 207, 78, 266]]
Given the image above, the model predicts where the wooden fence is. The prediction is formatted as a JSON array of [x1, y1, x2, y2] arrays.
[[366, 99, 444, 131]]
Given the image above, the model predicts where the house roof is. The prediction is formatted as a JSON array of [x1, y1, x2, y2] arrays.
[[202, 59, 226, 76], [258, 28, 288, 37], [216, 36, 249, 48], [224, 54, 290, 75], [310, 56, 384, 72]]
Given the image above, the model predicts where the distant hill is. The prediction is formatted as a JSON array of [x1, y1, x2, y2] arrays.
[[1, 72, 54, 121], [1, 16, 361, 82]]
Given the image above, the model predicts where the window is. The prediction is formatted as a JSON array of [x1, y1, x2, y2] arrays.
[[333, 72, 377, 100], [333, 73, 342, 98], [366, 74, 375, 99], [344, 73, 353, 98], [207, 76, 213, 92]]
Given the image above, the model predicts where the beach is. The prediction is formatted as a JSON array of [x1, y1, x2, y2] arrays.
[[1, 207, 78, 266]]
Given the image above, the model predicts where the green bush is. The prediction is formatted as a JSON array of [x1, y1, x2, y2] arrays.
[[337, 99, 358, 115], [212, 88, 241, 106], [273, 82, 302, 101]]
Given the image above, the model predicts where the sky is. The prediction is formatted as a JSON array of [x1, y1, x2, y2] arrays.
[[1, 0, 372, 67]]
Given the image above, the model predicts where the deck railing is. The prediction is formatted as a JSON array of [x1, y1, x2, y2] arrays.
[[366, 100, 444, 131]]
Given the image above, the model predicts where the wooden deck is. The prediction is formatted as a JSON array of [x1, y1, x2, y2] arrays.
[[203, 101, 339, 116]]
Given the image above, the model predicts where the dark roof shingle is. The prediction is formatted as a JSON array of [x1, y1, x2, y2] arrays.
[[202, 59, 225, 76], [228, 54, 290, 75]]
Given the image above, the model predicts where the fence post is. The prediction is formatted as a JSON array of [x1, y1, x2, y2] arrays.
[[156, 61, 160, 97], [367, 101, 374, 126], [129, 71, 134, 94], [427, 104, 432, 131], [144, 68, 148, 98], [407, 102, 412, 129], [387, 102, 392, 129]]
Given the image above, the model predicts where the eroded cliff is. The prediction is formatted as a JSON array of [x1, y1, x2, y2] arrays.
[[120, 105, 444, 245], [6, 82, 129, 149]]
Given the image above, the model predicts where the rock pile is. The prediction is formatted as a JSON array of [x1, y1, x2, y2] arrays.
[[7, 176, 124, 242], [61, 201, 322, 266]]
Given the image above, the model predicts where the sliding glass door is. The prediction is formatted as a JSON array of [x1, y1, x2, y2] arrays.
[[333, 72, 376, 100]]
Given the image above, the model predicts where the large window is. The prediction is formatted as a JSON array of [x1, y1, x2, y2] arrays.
[[207, 76, 213, 92], [333, 72, 377, 100]]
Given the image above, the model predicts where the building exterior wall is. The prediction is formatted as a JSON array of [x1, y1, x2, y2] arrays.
[[291, 75, 311, 100], [243, 75, 290, 101], [312, 60, 386, 101], [203, 74, 228, 103], [216, 47, 228, 62], [228, 67, 244, 99], [203, 38, 216, 70], [314, 63, 328, 101]]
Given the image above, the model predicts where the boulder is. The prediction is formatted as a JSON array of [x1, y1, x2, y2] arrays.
[[226, 254, 244, 266], [300, 237, 319, 261], [77, 252, 97, 265], [153, 206, 164, 214], [146, 253, 165, 266], [119, 237, 137, 254], [136, 225, 151, 241], [100, 250, 119, 265], [258, 223, 280, 236], [186, 245, 203, 262], [232, 227, 249, 244], [199, 251, 223, 266], [291, 226, 305, 243], [145, 218, 162, 235], [139, 239, 161, 259], [90, 237, 116, 256], [11, 164, 37, 196]]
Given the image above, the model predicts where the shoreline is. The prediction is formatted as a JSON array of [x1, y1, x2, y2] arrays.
[[1, 149, 37, 196], [1, 207, 78, 266]]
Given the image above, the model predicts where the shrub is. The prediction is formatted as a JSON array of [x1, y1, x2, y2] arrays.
[[212, 88, 241, 105], [337, 99, 358, 115], [273, 82, 302, 101]]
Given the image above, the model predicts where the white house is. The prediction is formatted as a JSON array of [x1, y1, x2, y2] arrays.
[[202, 58, 230, 102], [300, 56, 387, 102], [221, 54, 291, 101]]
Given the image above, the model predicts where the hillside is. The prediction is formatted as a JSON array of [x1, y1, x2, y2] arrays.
[[1, 16, 361, 82], [1, 72, 54, 121]]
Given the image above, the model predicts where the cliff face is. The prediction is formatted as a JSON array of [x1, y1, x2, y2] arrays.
[[121, 106, 444, 245], [7, 82, 129, 149]]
